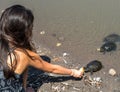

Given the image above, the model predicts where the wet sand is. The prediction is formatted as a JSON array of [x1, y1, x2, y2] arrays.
[[0, 0, 120, 92]]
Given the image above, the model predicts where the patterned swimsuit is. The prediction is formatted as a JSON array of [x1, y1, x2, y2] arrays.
[[0, 69, 25, 92]]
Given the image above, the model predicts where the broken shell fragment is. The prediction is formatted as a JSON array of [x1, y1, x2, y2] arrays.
[[40, 31, 45, 35], [93, 77, 102, 82], [63, 52, 69, 57], [56, 43, 62, 47], [109, 68, 116, 76]]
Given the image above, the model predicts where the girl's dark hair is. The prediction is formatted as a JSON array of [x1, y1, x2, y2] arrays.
[[0, 5, 35, 78]]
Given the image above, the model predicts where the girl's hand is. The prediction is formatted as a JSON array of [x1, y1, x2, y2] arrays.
[[70, 67, 84, 78]]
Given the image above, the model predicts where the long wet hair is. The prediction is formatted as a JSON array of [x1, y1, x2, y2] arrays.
[[0, 5, 35, 79]]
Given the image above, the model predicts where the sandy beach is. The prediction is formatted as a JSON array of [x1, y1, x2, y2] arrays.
[[0, 0, 120, 92]]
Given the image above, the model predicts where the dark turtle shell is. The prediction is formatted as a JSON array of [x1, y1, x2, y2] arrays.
[[84, 60, 103, 74], [103, 34, 120, 43], [99, 42, 117, 53]]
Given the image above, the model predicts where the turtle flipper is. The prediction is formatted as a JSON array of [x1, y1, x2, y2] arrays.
[[90, 70, 94, 75]]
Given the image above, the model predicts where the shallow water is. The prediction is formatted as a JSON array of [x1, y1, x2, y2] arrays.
[[0, 0, 120, 92]]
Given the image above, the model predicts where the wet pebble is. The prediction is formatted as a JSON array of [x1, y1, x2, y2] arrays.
[[57, 36, 65, 42], [115, 75, 120, 82], [1, 10, 4, 13], [51, 33, 57, 37]]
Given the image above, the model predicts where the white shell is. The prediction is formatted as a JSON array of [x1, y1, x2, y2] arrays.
[[109, 68, 116, 76]]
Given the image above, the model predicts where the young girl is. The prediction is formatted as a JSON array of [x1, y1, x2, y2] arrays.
[[0, 5, 84, 92]]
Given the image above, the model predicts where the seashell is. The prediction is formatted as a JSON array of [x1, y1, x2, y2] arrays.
[[109, 68, 116, 76], [56, 43, 62, 47], [63, 52, 69, 57]]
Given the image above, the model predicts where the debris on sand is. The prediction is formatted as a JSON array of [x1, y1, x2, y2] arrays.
[[63, 52, 69, 57], [56, 42, 62, 47], [52, 56, 68, 64], [40, 31, 45, 35], [109, 68, 117, 76], [52, 57, 61, 62], [83, 75, 103, 88]]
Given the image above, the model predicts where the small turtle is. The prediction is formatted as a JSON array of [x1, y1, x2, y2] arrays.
[[97, 42, 117, 53], [84, 60, 103, 74]]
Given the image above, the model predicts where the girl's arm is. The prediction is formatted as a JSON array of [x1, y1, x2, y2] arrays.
[[27, 49, 84, 78], [14, 48, 84, 78]]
